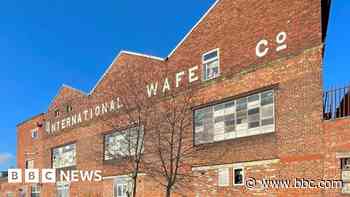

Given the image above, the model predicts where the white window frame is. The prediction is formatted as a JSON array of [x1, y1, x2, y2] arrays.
[[31, 129, 38, 140], [56, 182, 70, 197], [26, 160, 34, 169], [113, 176, 133, 197], [342, 158, 350, 194], [202, 48, 220, 81], [6, 192, 14, 197], [218, 168, 230, 187], [66, 105, 73, 113], [233, 167, 244, 186], [194, 90, 275, 145], [233, 167, 245, 186], [52, 144, 76, 169], [54, 109, 60, 118], [104, 126, 144, 161]]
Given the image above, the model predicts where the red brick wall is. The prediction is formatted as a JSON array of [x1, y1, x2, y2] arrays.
[[324, 118, 350, 196], [9, 0, 330, 196]]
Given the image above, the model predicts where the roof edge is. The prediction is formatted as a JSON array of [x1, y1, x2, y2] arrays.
[[47, 84, 88, 109], [16, 112, 45, 127], [46, 0, 221, 104], [167, 0, 220, 58], [88, 50, 165, 95]]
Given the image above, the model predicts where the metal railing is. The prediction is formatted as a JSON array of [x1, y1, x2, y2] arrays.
[[323, 86, 350, 120]]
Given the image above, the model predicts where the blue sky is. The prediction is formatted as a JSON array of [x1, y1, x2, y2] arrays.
[[0, 0, 348, 170]]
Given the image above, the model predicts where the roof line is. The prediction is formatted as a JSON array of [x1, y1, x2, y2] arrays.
[[166, 0, 220, 58], [16, 112, 45, 127], [88, 0, 220, 94], [88, 50, 165, 95], [120, 50, 165, 61], [88, 51, 123, 95], [51, 0, 220, 98], [62, 84, 88, 95], [48, 84, 88, 109]]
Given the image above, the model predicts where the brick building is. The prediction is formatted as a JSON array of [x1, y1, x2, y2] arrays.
[[4, 0, 350, 196]]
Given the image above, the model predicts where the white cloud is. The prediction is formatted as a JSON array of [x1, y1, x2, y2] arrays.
[[0, 153, 13, 165]]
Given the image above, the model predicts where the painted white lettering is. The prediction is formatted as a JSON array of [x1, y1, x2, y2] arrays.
[[95, 106, 101, 116], [117, 97, 123, 109], [56, 122, 60, 131], [45, 122, 51, 133], [77, 114, 82, 124], [61, 119, 66, 129], [101, 103, 108, 114], [110, 100, 115, 111], [256, 39, 269, 58], [51, 123, 56, 133], [146, 82, 158, 97], [188, 66, 199, 83], [276, 31, 287, 52], [162, 78, 171, 93], [66, 117, 71, 128], [176, 71, 185, 88], [83, 110, 89, 121], [71, 115, 77, 126]]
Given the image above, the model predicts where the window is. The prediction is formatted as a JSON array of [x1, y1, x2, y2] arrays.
[[26, 160, 34, 169], [104, 127, 144, 161], [218, 168, 229, 187], [66, 105, 73, 113], [52, 144, 76, 169], [56, 182, 69, 197], [194, 90, 275, 145], [342, 158, 350, 193], [114, 177, 132, 197], [233, 168, 244, 186], [54, 109, 60, 117], [31, 185, 40, 197], [202, 49, 220, 81], [31, 128, 38, 140], [6, 192, 14, 197]]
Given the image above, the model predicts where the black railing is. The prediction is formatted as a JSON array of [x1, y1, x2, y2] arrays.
[[323, 86, 350, 120]]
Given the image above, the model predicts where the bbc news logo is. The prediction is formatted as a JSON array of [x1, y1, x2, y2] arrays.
[[8, 169, 102, 183]]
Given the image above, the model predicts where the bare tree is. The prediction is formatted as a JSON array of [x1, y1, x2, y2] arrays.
[[144, 90, 198, 197], [92, 61, 212, 197], [95, 61, 159, 197]]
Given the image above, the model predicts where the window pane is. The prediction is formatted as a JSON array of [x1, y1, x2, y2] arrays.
[[195, 106, 214, 144], [236, 111, 247, 124], [262, 118, 274, 126], [204, 60, 219, 80], [234, 168, 244, 185], [248, 94, 259, 103], [237, 98, 247, 111], [104, 127, 144, 160], [261, 105, 273, 118], [261, 91, 273, 105], [224, 114, 235, 133], [114, 177, 132, 197], [52, 144, 76, 169], [248, 108, 260, 129], [218, 168, 229, 186], [193, 89, 275, 144], [203, 50, 218, 61], [57, 182, 69, 197]]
